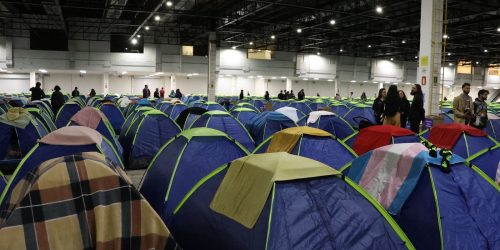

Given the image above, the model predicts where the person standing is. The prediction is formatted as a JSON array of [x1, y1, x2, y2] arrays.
[[30, 82, 45, 101], [409, 84, 425, 133], [453, 83, 473, 124], [290, 90, 295, 99], [143, 85, 151, 98], [297, 89, 305, 100], [471, 89, 489, 129], [71, 87, 79, 97], [383, 85, 401, 126], [334, 93, 341, 100], [360, 92, 367, 101], [89, 89, 96, 97], [175, 89, 183, 99], [278, 90, 284, 100], [160, 87, 165, 98], [264, 91, 270, 101], [349, 91, 354, 100], [51, 85, 65, 114], [372, 88, 386, 125], [154, 88, 160, 98], [239, 90, 244, 100], [399, 90, 410, 128]]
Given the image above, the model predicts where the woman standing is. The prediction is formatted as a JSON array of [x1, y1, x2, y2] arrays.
[[372, 88, 386, 125], [383, 85, 401, 126], [51, 85, 65, 114], [399, 90, 410, 128]]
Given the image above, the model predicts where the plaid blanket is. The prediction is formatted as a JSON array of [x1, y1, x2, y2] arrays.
[[0, 152, 180, 250]]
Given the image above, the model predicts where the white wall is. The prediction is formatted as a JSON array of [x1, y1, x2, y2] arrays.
[[0, 74, 29, 94], [42, 73, 101, 95], [176, 76, 206, 95]]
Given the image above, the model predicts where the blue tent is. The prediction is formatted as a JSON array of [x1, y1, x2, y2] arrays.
[[331, 103, 350, 117], [140, 128, 249, 223], [98, 103, 125, 135], [156, 101, 173, 113], [194, 101, 226, 111], [54, 102, 81, 128], [120, 106, 154, 136], [120, 110, 181, 169], [0, 172, 5, 195], [230, 108, 258, 126], [306, 111, 356, 140], [31, 100, 54, 120], [248, 99, 265, 111], [25, 107, 57, 132], [0, 126, 123, 208], [190, 110, 255, 151], [230, 102, 259, 113], [165, 103, 187, 120], [69, 107, 123, 158], [246, 111, 297, 145], [275, 107, 306, 122], [167, 152, 413, 250], [421, 123, 498, 159], [485, 118, 500, 141], [290, 101, 312, 115], [254, 127, 357, 170], [466, 144, 499, 182], [343, 105, 376, 129], [347, 143, 499, 250], [308, 100, 328, 111], [176, 107, 208, 130]]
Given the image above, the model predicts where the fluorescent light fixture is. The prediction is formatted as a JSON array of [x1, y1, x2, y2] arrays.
[[373, 82, 379, 84], [271, 77, 277, 79], [79, 70, 87, 74], [363, 81, 368, 83], [475, 61, 479, 65], [316, 52, 321, 55], [257, 75, 263, 78], [449, 63, 454, 66], [385, 81, 391, 83], [296, 28, 302, 33], [280, 76, 287, 79], [483, 49, 488, 53], [447, 52, 451, 56], [303, 78, 308, 81], [231, 46, 236, 49], [328, 79, 334, 82], [187, 74, 193, 77], [137, 34, 141, 38], [376, 6, 383, 14], [154, 15, 160, 21], [497, 27, 500, 32], [350, 80, 356, 83], [339, 49, 343, 52], [314, 78, 319, 80], [249, 41, 254, 45], [329, 19, 336, 25], [405, 82, 412, 85], [192, 73, 199, 76], [494, 87, 499, 90], [401, 40, 406, 44], [390, 58, 394, 61], [271, 35, 275, 39], [442, 34, 448, 39], [121, 71, 127, 75], [393, 82, 399, 85], [368, 45, 372, 48], [415, 56, 418, 59], [39, 69, 48, 73], [248, 76, 254, 79], [225, 74, 232, 77], [145, 26, 150, 30], [166, 1, 173, 7], [131, 38, 138, 45]]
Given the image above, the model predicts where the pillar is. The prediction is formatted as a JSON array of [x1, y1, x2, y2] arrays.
[[286, 78, 292, 92], [378, 82, 384, 90], [334, 79, 339, 93], [102, 73, 109, 95], [170, 75, 176, 92], [207, 32, 217, 101], [417, 0, 444, 115], [29, 71, 36, 88]]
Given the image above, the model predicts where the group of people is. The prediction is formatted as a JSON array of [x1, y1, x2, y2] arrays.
[[30, 83, 97, 113], [142, 85, 183, 99], [372, 84, 425, 133], [452, 83, 489, 129]]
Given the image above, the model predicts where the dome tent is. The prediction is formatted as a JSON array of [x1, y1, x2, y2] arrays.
[[306, 110, 356, 140], [246, 111, 297, 145], [168, 152, 413, 250], [54, 102, 81, 128], [230, 107, 258, 126]]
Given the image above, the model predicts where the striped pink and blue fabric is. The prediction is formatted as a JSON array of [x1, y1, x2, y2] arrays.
[[348, 143, 429, 214]]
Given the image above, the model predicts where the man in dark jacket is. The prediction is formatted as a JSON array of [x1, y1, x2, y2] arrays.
[[51, 85, 65, 113], [408, 84, 425, 133], [277, 90, 284, 100], [30, 82, 45, 101], [71, 87, 80, 97], [297, 89, 305, 100], [154, 88, 160, 98], [372, 88, 386, 125], [471, 89, 489, 129], [143, 85, 151, 98]]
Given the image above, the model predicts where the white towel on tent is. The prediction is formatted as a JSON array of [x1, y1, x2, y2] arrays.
[[275, 107, 300, 122], [496, 162, 500, 185], [307, 111, 335, 124]]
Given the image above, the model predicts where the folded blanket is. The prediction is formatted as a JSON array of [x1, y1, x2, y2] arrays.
[[0, 108, 32, 129]]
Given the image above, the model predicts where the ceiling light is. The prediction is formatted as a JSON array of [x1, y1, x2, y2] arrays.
[[328, 79, 334, 82], [257, 75, 263, 78], [373, 81, 379, 84], [483, 49, 488, 53], [154, 15, 160, 21], [449, 63, 453, 66], [271, 77, 277, 79], [145, 26, 150, 30], [350, 80, 356, 83], [122, 71, 127, 75], [415, 55, 418, 59], [316, 52, 321, 55], [38, 69, 47, 73], [442, 34, 448, 39], [494, 87, 499, 90], [405, 82, 412, 85], [231, 46, 236, 49], [296, 28, 302, 33], [475, 61, 480, 65], [329, 19, 336, 25], [79, 70, 86, 74], [303, 78, 308, 81], [390, 58, 394, 61], [166, 1, 173, 7], [393, 82, 399, 85], [314, 78, 319, 80], [248, 76, 254, 79], [497, 27, 500, 32], [225, 74, 232, 77], [368, 45, 372, 48], [447, 52, 451, 56], [186, 74, 193, 77], [339, 49, 343, 52], [363, 81, 368, 83], [376, 6, 383, 14], [131, 38, 138, 45], [249, 41, 253, 45], [192, 73, 199, 76], [271, 35, 276, 39], [385, 81, 391, 83], [401, 40, 406, 44], [137, 34, 141, 38]]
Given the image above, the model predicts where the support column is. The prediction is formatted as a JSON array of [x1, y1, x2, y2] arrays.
[[286, 78, 292, 92], [29, 71, 36, 88], [378, 82, 384, 90], [417, 0, 443, 115], [102, 73, 109, 95], [334, 79, 339, 94], [231, 76, 238, 96], [207, 32, 217, 101], [170, 75, 176, 92]]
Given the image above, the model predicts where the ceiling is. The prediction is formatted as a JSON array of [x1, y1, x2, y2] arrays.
[[0, 0, 498, 65]]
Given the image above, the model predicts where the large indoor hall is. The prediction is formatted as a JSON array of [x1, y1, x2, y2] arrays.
[[0, 0, 498, 249]]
